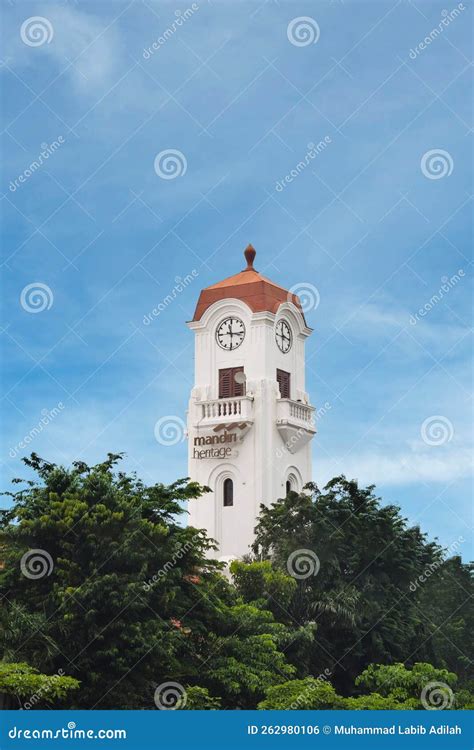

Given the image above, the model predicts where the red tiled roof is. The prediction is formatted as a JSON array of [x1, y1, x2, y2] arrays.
[[192, 245, 306, 323]]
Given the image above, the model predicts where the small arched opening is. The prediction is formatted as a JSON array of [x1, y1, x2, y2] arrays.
[[285, 472, 299, 496], [223, 477, 234, 507]]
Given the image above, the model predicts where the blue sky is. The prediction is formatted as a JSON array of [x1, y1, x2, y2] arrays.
[[1, 0, 472, 557]]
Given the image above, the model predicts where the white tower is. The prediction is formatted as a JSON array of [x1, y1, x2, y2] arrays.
[[187, 245, 315, 559]]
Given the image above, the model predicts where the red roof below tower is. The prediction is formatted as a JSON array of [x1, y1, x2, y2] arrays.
[[192, 245, 306, 323]]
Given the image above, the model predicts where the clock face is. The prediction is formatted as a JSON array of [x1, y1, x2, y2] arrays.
[[216, 317, 245, 350], [276, 320, 292, 353]]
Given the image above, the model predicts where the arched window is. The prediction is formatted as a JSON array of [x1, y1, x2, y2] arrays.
[[223, 478, 233, 507], [286, 473, 298, 496]]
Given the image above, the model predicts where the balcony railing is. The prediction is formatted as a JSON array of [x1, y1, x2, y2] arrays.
[[277, 398, 315, 426], [276, 398, 316, 453], [199, 396, 254, 422]]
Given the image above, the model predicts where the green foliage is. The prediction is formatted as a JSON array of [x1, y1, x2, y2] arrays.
[[0, 603, 59, 668], [0, 662, 79, 708], [356, 662, 457, 699], [252, 476, 472, 694], [418, 556, 474, 683], [346, 661, 474, 710], [185, 686, 221, 710], [230, 560, 317, 678], [259, 663, 473, 711], [1, 455, 215, 708], [353, 662, 467, 709], [258, 678, 343, 710], [230, 560, 297, 617], [343, 693, 413, 710], [179, 601, 296, 708], [454, 689, 474, 710], [0, 455, 296, 709], [1, 457, 472, 710]]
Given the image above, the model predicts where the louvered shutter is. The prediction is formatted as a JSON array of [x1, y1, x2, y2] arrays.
[[277, 369, 291, 399], [219, 367, 245, 398], [219, 369, 232, 398]]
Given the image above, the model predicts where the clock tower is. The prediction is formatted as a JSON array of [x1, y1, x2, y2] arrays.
[[187, 245, 315, 560]]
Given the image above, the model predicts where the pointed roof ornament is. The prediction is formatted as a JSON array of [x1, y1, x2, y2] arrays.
[[243, 244, 256, 271]]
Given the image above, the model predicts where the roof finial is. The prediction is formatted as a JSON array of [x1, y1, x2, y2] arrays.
[[244, 244, 256, 271]]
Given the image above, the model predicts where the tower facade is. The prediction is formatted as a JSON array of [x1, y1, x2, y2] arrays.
[[187, 246, 315, 560]]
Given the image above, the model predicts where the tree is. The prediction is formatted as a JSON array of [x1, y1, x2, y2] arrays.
[[0, 454, 296, 709], [230, 560, 317, 678], [185, 686, 221, 709], [258, 663, 473, 710], [0, 662, 79, 709], [258, 677, 343, 710], [0, 603, 59, 668], [252, 477, 450, 693], [349, 662, 465, 709], [1, 457, 472, 709], [1, 454, 214, 708], [343, 693, 413, 710], [417, 556, 474, 684]]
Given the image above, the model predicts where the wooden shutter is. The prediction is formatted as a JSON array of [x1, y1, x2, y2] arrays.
[[277, 369, 291, 399], [219, 367, 244, 398], [219, 369, 232, 398]]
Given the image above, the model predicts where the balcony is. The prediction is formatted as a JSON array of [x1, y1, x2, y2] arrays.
[[196, 396, 254, 427], [276, 398, 316, 453]]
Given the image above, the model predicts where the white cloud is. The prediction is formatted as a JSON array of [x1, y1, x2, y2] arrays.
[[316, 447, 473, 487], [9, 6, 122, 93], [340, 299, 469, 355]]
